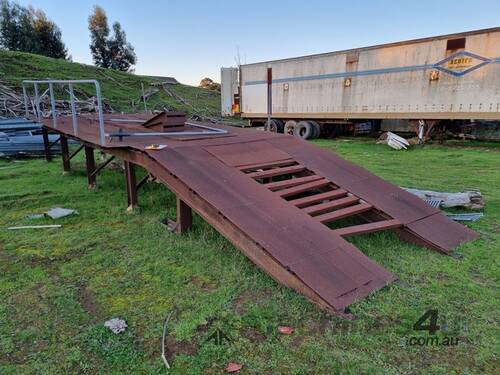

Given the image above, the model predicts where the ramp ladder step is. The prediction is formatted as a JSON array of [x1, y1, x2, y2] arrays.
[[288, 189, 347, 207], [239, 159, 296, 172], [278, 178, 331, 198], [332, 219, 402, 237], [303, 195, 360, 215], [265, 175, 324, 191], [315, 202, 373, 223], [247, 164, 306, 179]]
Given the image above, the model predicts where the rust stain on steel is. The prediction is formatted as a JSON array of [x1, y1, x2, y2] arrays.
[[39, 114, 478, 318]]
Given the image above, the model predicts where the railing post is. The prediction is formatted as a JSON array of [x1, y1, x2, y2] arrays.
[[34, 83, 40, 121], [68, 83, 78, 135], [94, 81, 105, 146], [49, 82, 57, 129], [22, 85, 29, 117]]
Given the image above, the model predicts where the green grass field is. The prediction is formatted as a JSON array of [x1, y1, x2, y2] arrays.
[[0, 137, 498, 374]]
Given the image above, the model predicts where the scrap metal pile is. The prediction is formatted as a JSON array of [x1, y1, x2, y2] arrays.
[[0, 117, 66, 157]]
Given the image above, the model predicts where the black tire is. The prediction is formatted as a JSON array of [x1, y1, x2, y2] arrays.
[[294, 120, 315, 139], [284, 120, 297, 135], [308, 120, 321, 139], [266, 119, 284, 133]]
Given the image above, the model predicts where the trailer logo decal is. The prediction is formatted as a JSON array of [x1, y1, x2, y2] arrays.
[[433, 51, 492, 77]]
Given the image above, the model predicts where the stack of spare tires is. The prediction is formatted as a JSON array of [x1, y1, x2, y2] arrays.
[[266, 119, 320, 140]]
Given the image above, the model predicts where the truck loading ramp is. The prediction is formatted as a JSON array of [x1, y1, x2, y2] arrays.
[[38, 113, 478, 318]]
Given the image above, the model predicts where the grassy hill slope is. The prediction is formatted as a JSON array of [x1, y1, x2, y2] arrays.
[[0, 50, 220, 116]]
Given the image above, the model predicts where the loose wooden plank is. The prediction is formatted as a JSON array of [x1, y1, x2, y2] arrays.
[[247, 164, 306, 179], [303, 196, 360, 215], [332, 219, 402, 237], [288, 189, 347, 207], [265, 175, 324, 191], [315, 203, 373, 223], [278, 178, 331, 198]]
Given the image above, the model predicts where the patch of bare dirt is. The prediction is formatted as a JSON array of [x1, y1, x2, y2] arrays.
[[144, 336, 197, 362], [241, 327, 266, 343], [309, 317, 332, 335], [76, 282, 101, 320], [289, 334, 305, 348], [232, 288, 273, 315], [190, 276, 216, 291]]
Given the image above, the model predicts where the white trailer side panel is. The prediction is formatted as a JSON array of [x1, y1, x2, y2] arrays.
[[240, 28, 500, 120], [221, 67, 239, 116]]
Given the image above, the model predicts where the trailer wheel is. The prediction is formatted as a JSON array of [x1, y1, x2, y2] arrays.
[[266, 119, 284, 133], [284, 120, 297, 135], [308, 120, 321, 139], [294, 121, 315, 139]]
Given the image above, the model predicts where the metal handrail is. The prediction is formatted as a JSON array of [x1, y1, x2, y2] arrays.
[[22, 79, 106, 145]]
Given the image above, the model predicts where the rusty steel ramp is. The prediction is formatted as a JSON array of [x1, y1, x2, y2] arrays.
[[38, 114, 478, 318]]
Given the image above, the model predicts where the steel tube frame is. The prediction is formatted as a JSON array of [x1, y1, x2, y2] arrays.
[[22, 79, 106, 146]]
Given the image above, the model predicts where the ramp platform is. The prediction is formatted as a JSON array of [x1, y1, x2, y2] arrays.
[[38, 113, 478, 318]]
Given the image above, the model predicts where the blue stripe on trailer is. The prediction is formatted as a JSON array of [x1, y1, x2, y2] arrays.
[[244, 51, 500, 85]]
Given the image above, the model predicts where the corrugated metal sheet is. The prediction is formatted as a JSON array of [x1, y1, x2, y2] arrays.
[[0, 117, 73, 156]]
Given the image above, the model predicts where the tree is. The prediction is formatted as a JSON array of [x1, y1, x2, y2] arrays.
[[31, 8, 67, 58], [108, 22, 136, 72], [88, 6, 136, 72], [88, 5, 110, 68], [0, 0, 67, 58]]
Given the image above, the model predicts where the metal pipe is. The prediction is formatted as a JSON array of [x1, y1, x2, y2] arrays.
[[24, 79, 105, 84], [105, 122, 228, 139], [22, 85, 28, 117], [106, 130, 228, 138], [266, 67, 272, 131], [184, 122, 226, 132], [94, 80, 105, 146], [110, 118, 144, 123], [141, 82, 147, 112], [68, 83, 78, 135], [34, 83, 40, 121], [49, 82, 57, 129]]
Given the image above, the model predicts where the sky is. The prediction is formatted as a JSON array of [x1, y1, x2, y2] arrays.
[[16, 0, 500, 85]]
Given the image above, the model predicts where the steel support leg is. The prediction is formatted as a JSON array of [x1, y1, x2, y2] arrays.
[[60, 136, 70, 172], [167, 197, 192, 233], [42, 127, 52, 162], [84, 146, 96, 188], [124, 161, 138, 210]]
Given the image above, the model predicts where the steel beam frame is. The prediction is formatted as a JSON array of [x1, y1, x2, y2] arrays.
[[124, 161, 138, 210], [41, 127, 52, 162], [84, 146, 96, 188], [60, 136, 71, 172], [69, 144, 84, 161]]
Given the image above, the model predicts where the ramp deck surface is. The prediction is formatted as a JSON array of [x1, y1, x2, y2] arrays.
[[40, 114, 478, 317]]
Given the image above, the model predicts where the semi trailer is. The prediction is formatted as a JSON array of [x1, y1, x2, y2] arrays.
[[221, 27, 500, 139]]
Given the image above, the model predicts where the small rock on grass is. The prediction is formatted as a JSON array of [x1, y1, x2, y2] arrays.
[[104, 318, 128, 334], [278, 326, 294, 335], [226, 362, 242, 373]]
